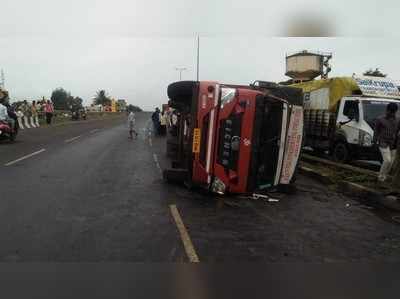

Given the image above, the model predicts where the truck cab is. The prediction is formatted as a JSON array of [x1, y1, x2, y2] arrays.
[[164, 81, 304, 195], [333, 96, 400, 162]]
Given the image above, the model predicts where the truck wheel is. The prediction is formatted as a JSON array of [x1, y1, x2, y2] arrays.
[[332, 142, 350, 163]]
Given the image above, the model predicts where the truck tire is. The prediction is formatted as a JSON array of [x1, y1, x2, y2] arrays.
[[332, 142, 350, 163], [167, 81, 197, 106]]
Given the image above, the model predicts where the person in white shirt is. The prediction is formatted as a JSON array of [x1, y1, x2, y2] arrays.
[[128, 111, 138, 139]]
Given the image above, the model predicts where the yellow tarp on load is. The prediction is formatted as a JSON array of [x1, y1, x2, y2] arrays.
[[291, 77, 360, 112]]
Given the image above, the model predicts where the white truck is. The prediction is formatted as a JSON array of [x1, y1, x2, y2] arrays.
[[292, 76, 400, 162]]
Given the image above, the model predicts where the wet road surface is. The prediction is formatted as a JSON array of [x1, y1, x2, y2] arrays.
[[0, 112, 399, 262]]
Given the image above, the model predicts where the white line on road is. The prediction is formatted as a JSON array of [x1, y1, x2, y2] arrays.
[[90, 129, 99, 134], [153, 154, 163, 176], [65, 135, 82, 143], [4, 149, 46, 166], [169, 205, 200, 263], [149, 137, 153, 147]]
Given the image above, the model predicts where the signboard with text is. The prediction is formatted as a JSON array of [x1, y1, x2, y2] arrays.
[[192, 128, 201, 154], [355, 77, 400, 99], [280, 106, 304, 185]]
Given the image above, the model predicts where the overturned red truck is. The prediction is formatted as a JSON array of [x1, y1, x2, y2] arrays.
[[164, 81, 304, 195]]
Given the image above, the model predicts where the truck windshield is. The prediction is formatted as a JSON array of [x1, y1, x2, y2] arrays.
[[362, 100, 400, 127]]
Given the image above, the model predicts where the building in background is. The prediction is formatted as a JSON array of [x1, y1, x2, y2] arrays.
[[117, 99, 127, 112]]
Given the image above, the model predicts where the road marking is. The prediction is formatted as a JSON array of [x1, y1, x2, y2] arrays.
[[65, 135, 82, 143], [4, 149, 46, 166], [169, 205, 200, 263], [149, 137, 153, 147], [153, 153, 163, 175], [90, 129, 99, 134]]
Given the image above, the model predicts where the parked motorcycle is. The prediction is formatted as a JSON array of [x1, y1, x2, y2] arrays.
[[71, 111, 79, 120], [0, 121, 18, 142], [81, 110, 87, 120]]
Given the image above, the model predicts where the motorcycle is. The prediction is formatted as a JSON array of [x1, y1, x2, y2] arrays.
[[81, 110, 87, 120], [71, 111, 79, 120], [0, 120, 18, 142]]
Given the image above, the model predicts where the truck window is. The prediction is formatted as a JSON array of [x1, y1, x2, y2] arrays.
[[343, 101, 359, 120]]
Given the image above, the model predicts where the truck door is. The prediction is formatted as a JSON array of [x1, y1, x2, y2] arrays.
[[337, 98, 362, 145]]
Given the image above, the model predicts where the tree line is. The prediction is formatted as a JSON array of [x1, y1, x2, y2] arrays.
[[50, 88, 142, 112]]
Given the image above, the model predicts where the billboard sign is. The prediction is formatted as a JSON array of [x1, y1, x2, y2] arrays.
[[355, 77, 400, 99]]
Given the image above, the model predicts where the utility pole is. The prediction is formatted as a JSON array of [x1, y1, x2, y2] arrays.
[[0, 69, 4, 89], [175, 67, 187, 81], [196, 35, 200, 81]]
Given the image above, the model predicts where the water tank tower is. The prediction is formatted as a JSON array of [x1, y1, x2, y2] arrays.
[[285, 50, 332, 82]]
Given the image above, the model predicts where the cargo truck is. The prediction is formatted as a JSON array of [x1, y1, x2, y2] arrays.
[[292, 76, 400, 162], [163, 81, 304, 195]]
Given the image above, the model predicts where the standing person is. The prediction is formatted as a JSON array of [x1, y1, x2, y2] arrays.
[[44, 100, 54, 125], [160, 111, 167, 136], [374, 102, 400, 183], [128, 110, 138, 139], [152, 107, 161, 136], [30, 101, 38, 127], [21, 100, 31, 128]]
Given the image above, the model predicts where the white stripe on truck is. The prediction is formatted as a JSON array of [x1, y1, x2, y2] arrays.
[[206, 85, 219, 184], [274, 104, 288, 186]]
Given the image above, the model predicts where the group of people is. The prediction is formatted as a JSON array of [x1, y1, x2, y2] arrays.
[[15, 99, 55, 129], [0, 89, 56, 134], [151, 108, 167, 136], [151, 107, 178, 136]]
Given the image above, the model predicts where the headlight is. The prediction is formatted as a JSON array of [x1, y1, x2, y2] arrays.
[[363, 133, 373, 146], [359, 130, 373, 146], [211, 177, 226, 195]]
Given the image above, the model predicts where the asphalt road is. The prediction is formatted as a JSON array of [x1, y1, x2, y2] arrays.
[[1, 112, 400, 262]]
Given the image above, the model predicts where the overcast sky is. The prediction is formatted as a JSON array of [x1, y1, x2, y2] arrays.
[[0, 0, 399, 110]]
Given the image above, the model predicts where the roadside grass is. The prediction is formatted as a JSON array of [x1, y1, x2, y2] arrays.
[[301, 161, 378, 187]]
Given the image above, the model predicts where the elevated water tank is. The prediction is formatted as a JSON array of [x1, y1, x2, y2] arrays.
[[285, 50, 332, 81]]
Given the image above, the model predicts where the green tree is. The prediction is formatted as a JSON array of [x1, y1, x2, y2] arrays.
[[94, 90, 111, 106], [363, 68, 387, 78], [127, 104, 143, 112], [51, 88, 70, 110]]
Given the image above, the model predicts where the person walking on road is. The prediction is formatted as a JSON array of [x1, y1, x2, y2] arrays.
[[128, 111, 138, 139], [44, 100, 54, 125], [152, 107, 161, 136], [374, 102, 400, 183]]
